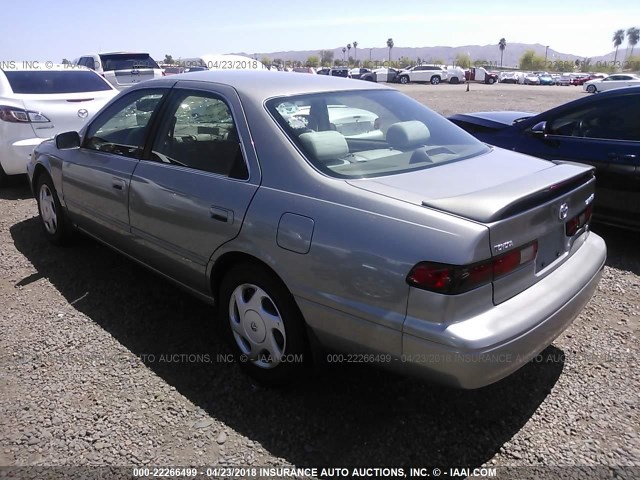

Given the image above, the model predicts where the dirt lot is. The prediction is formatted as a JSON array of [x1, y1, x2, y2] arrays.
[[1, 83, 639, 479]]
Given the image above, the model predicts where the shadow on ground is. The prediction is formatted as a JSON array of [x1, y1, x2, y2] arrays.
[[11, 216, 569, 468], [0, 180, 32, 201]]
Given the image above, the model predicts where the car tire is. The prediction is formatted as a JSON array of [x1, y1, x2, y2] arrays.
[[35, 174, 73, 245], [218, 262, 308, 386], [449, 77, 459, 84], [488, 77, 496, 84], [0, 163, 8, 187], [430, 76, 441, 85], [399, 75, 409, 84], [586, 85, 597, 93]]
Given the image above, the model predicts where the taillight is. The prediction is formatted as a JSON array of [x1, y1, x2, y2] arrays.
[[0, 105, 50, 123], [565, 204, 593, 236], [407, 241, 538, 294]]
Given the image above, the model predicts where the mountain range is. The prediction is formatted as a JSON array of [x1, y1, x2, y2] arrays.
[[232, 43, 635, 68]]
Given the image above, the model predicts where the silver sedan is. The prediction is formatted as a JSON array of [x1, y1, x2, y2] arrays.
[[27, 71, 606, 388]]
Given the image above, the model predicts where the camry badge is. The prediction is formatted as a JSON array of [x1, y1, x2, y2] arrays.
[[77, 109, 88, 118], [559, 202, 569, 220], [494, 240, 514, 253]]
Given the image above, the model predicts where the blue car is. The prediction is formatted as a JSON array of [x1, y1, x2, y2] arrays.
[[449, 86, 640, 230], [536, 72, 555, 85]]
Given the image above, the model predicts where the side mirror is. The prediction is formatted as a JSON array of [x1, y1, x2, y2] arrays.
[[529, 121, 548, 135], [55, 131, 81, 149]]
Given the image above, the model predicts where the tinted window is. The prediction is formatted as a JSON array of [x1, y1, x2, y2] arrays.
[[151, 92, 248, 179], [99, 54, 159, 71], [547, 93, 640, 141], [268, 90, 489, 179], [84, 90, 166, 158], [4, 70, 112, 94]]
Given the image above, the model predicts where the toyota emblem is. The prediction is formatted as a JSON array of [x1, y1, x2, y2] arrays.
[[77, 109, 89, 119], [559, 202, 569, 220]]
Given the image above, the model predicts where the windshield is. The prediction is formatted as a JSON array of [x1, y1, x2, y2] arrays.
[[5, 70, 112, 94], [267, 90, 490, 179]]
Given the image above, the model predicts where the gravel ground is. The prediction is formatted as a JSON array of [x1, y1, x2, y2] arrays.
[[1, 84, 639, 479]]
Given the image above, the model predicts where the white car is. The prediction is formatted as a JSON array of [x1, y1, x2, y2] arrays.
[[583, 74, 640, 93], [74, 52, 163, 90], [446, 67, 466, 84], [397, 65, 447, 85], [0, 64, 117, 185]]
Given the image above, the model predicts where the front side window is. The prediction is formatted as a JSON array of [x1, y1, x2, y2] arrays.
[[84, 90, 166, 158], [150, 92, 248, 179], [547, 93, 640, 141], [267, 90, 490, 179]]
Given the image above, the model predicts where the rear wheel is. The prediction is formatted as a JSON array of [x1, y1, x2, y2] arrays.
[[586, 84, 597, 93], [218, 263, 308, 385], [449, 77, 459, 84], [399, 75, 409, 84], [35, 174, 73, 245], [430, 76, 441, 85], [488, 77, 496, 84]]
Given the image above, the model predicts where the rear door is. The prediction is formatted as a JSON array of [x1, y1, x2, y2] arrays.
[[127, 81, 260, 294]]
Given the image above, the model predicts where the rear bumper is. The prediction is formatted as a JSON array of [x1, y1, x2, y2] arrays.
[[0, 137, 46, 175], [401, 231, 606, 388]]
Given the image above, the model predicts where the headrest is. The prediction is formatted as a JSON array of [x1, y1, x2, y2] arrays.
[[299, 131, 349, 161], [386, 121, 431, 149]]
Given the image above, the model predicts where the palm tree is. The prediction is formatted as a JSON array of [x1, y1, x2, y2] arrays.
[[353, 41, 358, 64], [387, 38, 394, 63], [498, 38, 506, 68], [342, 47, 347, 63], [627, 27, 639, 59], [612, 29, 625, 65], [347, 44, 352, 65]]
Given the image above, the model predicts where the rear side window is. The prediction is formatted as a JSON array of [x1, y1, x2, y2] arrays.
[[99, 54, 159, 71], [4, 71, 112, 94]]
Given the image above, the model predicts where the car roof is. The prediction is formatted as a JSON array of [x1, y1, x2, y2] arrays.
[[152, 70, 390, 101]]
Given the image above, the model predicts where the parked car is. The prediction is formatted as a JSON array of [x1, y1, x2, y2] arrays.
[[523, 73, 541, 85], [498, 71, 519, 84], [449, 86, 640, 230], [570, 74, 603, 86], [162, 66, 184, 75], [28, 71, 605, 388], [73, 52, 163, 90], [360, 67, 399, 83], [397, 65, 447, 85], [348, 68, 371, 80], [316, 68, 331, 76], [184, 66, 208, 73], [0, 64, 117, 186], [292, 67, 316, 74], [329, 67, 350, 78], [445, 67, 466, 84], [583, 74, 640, 93], [557, 73, 573, 86], [536, 72, 554, 85], [465, 67, 499, 84]]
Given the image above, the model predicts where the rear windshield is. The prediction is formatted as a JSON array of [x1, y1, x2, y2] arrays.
[[4, 70, 112, 94], [99, 54, 159, 71], [267, 90, 490, 179]]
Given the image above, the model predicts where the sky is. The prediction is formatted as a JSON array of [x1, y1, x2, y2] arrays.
[[2, 0, 638, 61]]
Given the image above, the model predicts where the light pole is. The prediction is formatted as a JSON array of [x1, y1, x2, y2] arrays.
[[545, 46, 549, 64], [369, 48, 372, 62]]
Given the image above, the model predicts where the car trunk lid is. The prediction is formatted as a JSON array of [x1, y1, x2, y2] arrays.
[[347, 149, 596, 303], [16, 91, 115, 139]]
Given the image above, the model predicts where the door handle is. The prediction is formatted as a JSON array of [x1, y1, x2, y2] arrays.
[[112, 179, 125, 191], [210, 206, 233, 223], [608, 153, 637, 162]]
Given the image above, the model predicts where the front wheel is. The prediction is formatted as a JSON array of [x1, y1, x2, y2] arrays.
[[35, 174, 73, 245], [586, 85, 597, 93], [449, 77, 459, 84], [430, 76, 441, 85], [218, 263, 308, 385], [399, 75, 409, 84], [487, 77, 496, 84]]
